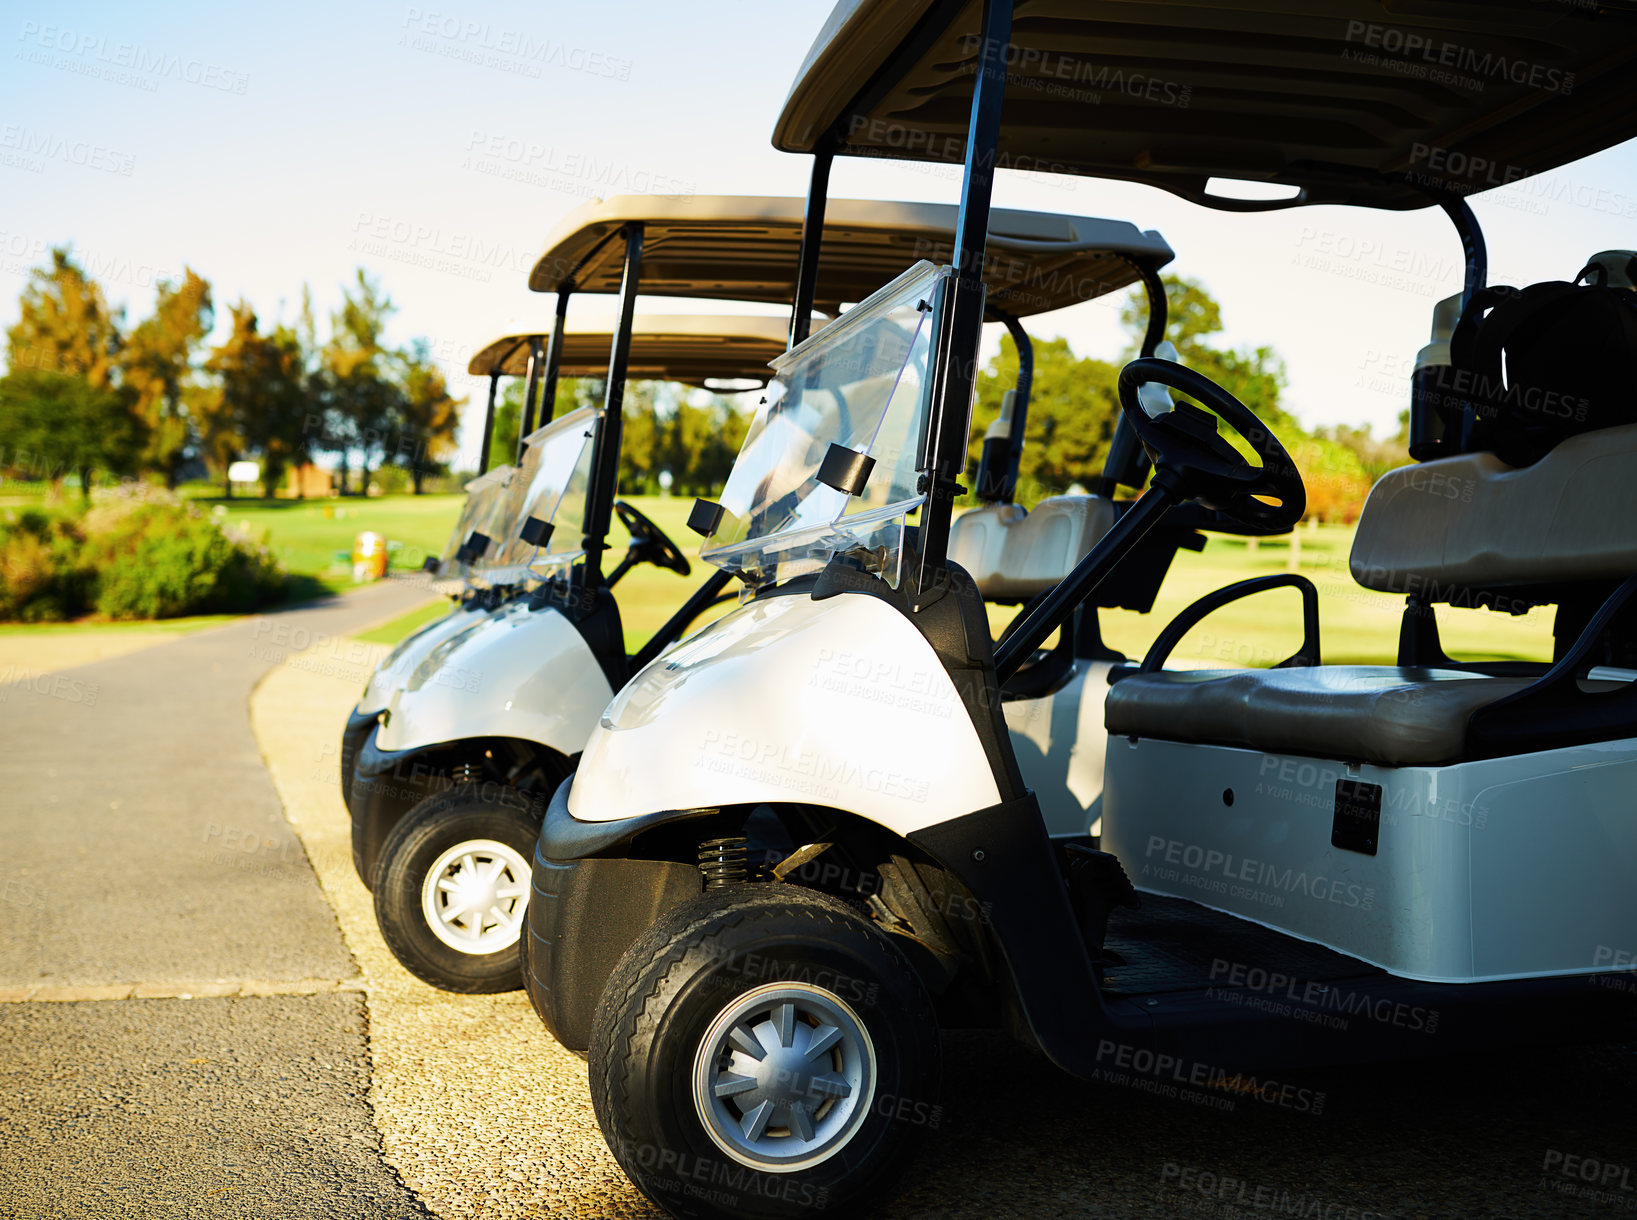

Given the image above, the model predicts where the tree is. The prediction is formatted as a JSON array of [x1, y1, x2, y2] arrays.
[[1285, 433, 1375, 524], [600, 379, 753, 498], [660, 391, 751, 496], [204, 302, 310, 499], [322, 270, 402, 493], [120, 269, 213, 486], [965, 334, 1121, 496], [1119, 273, 1387, 520], [394, 340, 464, 492], [486, 379, 524, 472], [191, 379, 245, 498], [618, 382, 664, 493], [0, 369, 146, 500], [1120, 274, 1297, 433], [5, 247, 123, 389], [1315, 411, 1410, 482]]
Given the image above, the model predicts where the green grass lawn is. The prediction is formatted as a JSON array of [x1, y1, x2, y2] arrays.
[[1089, 526, 1552, 667], [611, 503, 1554, 666], [300, 494, 1553, 666], [12, 483, 1553, 668], [207, 493, 469, 597], [354, 599, 455, 646], [0, 615, 241, 639]]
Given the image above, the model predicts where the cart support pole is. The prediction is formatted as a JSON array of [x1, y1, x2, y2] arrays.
[[519, 336, 545, 461], [915, 0, 1012, 597], [477, 372, 499, 475], [539, 286, 572, 426], [998, 312, 1032, 501], [1134, 262, 1168, 359], [790, 153, 832, 349], [1094, 262, 1168, 496], [1430, 194, 1488, 451], [581, 224, 644, 590], [1438, 195, 1487, 311]]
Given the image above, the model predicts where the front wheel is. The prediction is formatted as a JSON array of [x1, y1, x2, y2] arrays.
[[590, 886, 939, 1220], [372, 783, 540, 992]]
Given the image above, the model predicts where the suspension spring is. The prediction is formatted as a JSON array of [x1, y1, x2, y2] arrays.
[[698, 837, 749, 890], [451, 762, 481, 786]]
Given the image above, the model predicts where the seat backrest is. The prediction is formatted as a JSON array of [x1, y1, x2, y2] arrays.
[[1350, 422, 1637, 597], [948, 494, 1116, 601]]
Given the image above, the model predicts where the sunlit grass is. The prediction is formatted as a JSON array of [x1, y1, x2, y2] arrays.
[[15, 487, 1551, 668], [209, 493, 467, 596], [354, 599, 456, 646], [0, 615, 241, 639]]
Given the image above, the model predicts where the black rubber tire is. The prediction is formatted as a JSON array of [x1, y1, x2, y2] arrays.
[[372, 783, 541, 993], [589, 885, 940, 1220]]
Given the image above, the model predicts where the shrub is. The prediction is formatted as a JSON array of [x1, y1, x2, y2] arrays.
[[0, 510, 92, 620], [0, 489, 285, 621], [82, 497, 283, 619]]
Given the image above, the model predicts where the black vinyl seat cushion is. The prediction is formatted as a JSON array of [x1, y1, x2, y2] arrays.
[[1104, 666, 1539, 766]]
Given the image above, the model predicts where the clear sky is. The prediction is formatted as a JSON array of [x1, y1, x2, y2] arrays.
[[4, 1, 1635, 468]]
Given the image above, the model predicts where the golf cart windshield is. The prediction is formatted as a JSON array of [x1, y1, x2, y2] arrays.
[[487, 405, 601, 582], [700, 260, 953, 588], [436, 469, 515, 581]]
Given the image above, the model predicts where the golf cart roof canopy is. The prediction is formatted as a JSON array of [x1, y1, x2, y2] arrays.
[[528, 194, 1172, 317], [773, 0, 1637, 211], [467, 315, 790, 386]]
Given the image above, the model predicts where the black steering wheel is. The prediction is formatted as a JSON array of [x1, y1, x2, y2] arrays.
[[1115, 358, 1305, 535], [614, 500, 691, 576]]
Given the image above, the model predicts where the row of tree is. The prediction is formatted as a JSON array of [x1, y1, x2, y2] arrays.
[[477, 272, 1382, 516], [0, 250, 1402, 519], [482, 376, 752, 499], [0, 249, 463, 499]]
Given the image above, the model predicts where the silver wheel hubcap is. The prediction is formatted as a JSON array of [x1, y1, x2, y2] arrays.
[[420, 839, 529, 954], [693, 982, 876, 1173]]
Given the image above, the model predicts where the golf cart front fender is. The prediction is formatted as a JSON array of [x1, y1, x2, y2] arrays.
[[565, 591, 1003, 835], [349, 724, 448, 885], [907, 794, 1113, 1077], [339, 706, 378, 813], [527, 774, 707, 1050], [355, 601, 484, 716], [375, 600, 613, 757], [538, 771, 1120, 1071]]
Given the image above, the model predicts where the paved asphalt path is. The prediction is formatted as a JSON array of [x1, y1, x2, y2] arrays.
[[0, 582, 435, 1218]]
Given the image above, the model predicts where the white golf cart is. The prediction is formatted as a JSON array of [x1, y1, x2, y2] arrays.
[[338, 323, 574, 818], [340, 319, 781, 850], [527, 3, 1637, 1217], [364, 194, 1185, 992], [350, 315, 788, 991], [337, 462, 521, 811]]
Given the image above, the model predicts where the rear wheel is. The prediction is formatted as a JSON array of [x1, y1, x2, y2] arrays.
[[372, 783, 539, 992], [590, 886, 939, 1219]]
